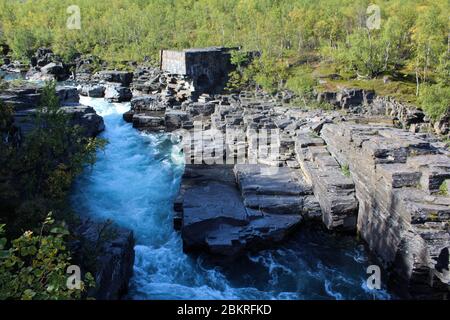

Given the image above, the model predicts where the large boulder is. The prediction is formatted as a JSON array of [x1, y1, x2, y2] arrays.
[[60, 104, 105, 137], [165, 110, 191, 132], [56, 86, 80, 105], [177, 164, 319, 256], [104, 85, 132, 102], [78, 84, 106, 98]]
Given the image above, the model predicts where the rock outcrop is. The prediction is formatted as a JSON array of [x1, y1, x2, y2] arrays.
[[295, 132, 358, 231], [317, 87, 449, 137], [60, 104, 105, 137], [94, 70, 134, 87], [104, 85, 132, 103], [316, 88, 376, 110], [176, 164, 320, 256], [320, 122, 450, 298], [27, 48, 70, 81], [131, 66, 163, 95], [71, 219, 135, 300], [0, 84, 104, 138], [78, 84, 106, 98]]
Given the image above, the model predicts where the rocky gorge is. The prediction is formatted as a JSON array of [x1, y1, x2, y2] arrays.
[[1, 47, 449, 300]]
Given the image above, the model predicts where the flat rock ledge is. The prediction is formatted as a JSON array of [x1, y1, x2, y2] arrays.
[[175, 164, 320, 256]]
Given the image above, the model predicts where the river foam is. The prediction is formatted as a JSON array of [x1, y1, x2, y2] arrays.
[[71, 97, 392, 300]]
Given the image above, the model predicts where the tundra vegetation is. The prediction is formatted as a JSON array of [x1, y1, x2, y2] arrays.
[[0, 0, 448, 118]]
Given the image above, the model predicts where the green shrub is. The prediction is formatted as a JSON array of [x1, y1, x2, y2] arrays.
[[418, 84, 450, 121], [286, 66, 316, 99], [438, 181, 448, 196], [0, 214, 95, 300], [341, 164, 351, 178]]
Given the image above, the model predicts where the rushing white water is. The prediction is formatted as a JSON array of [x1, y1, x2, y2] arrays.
[[71, 97, 392, 300]]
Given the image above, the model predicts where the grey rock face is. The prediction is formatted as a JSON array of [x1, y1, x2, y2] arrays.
[[56, 86, 80, 105], [61, 104, 105, 137], [295, 132, 358, 231], [234, 164, 321, 219], [132, 114, 164, 131], [33, 47, 58, 67], [123, 96, 168, 131], [317, 88, 375, 109], [0, 84, 104, 138], [177, 164, 320, 256], [130, 95, 165, 114], [41, 62, 65, 77], [165, 110, 191, 132], [26, 48, 70, 81], [131, 66, 163, 94], [79, 85, 106, 98], [0, 86, 42, 111], [71, 219, 135, 300], [321, 122, 450, 298], [104, 85, 132, 102]]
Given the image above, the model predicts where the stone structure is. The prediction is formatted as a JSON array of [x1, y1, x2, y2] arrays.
[[160, 47, 235, 96]]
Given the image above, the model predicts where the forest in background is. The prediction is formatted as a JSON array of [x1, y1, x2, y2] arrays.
[[0, 0, 448, 116]]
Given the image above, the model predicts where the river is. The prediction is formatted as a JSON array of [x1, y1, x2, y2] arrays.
[[71, 97, 392, 300]]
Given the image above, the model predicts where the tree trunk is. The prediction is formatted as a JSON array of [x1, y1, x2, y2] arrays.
[[415, 69, 420, 96]]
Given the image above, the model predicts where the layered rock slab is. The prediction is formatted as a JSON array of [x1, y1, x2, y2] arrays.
[[295, 132, 358, 231], [176, 164, 319, 256], [234, 164, 321, 219], [321, 122, 450, 297]]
